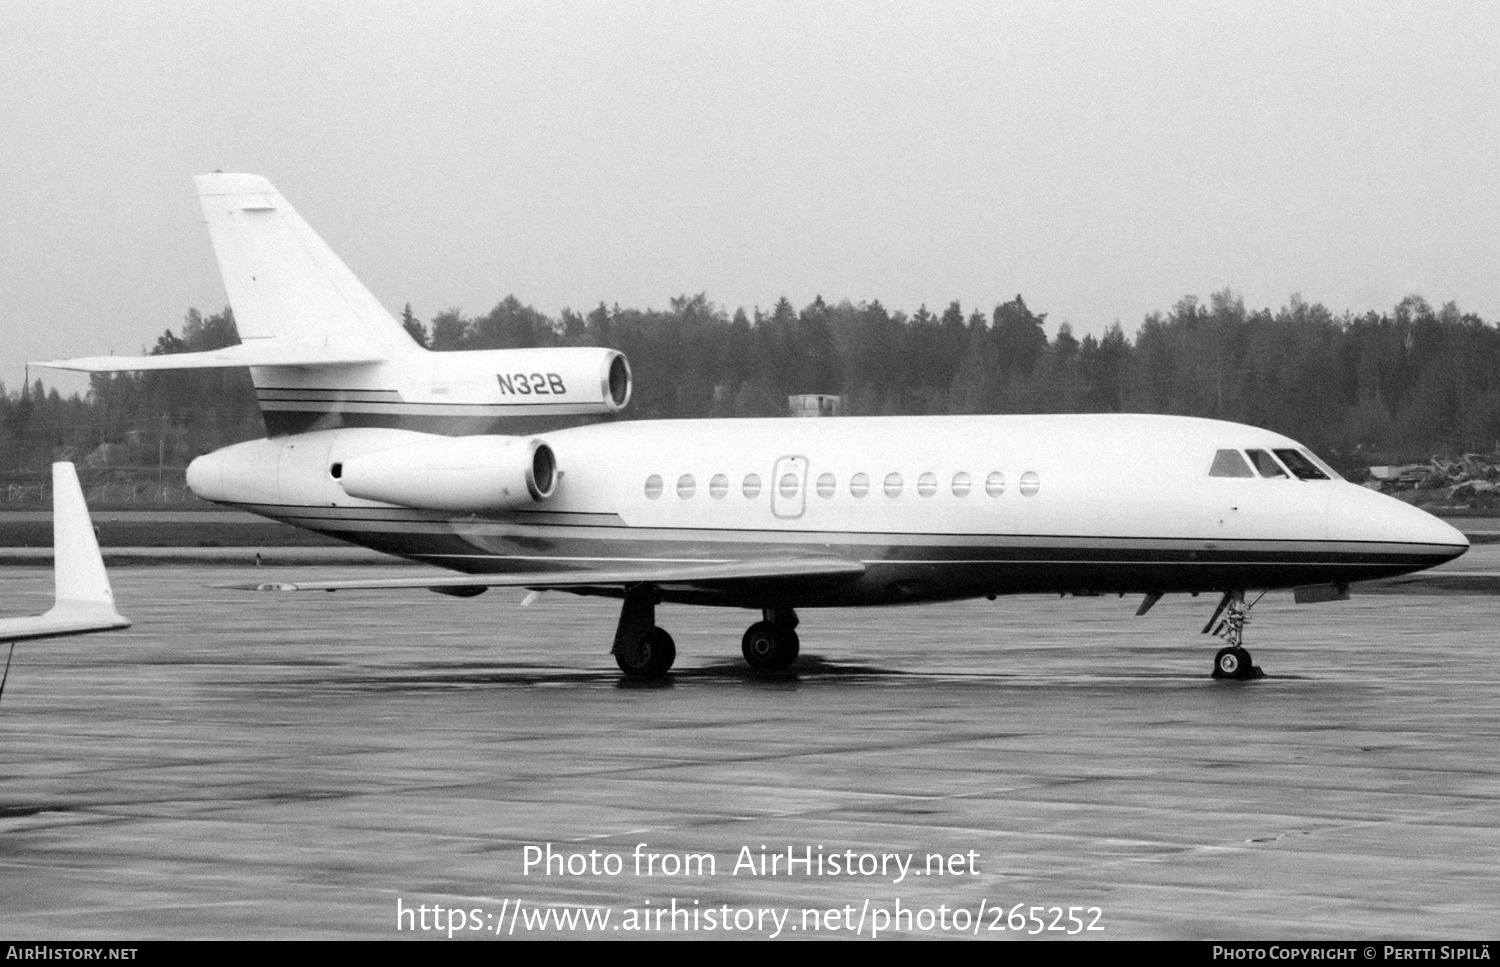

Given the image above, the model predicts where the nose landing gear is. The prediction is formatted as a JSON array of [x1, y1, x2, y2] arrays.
[[1205, 590, 1263, 680], [1214, 644, 1253, 679]]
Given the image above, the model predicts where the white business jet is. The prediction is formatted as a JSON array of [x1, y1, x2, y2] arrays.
[[0, 463, 131, 700], [37, 175, 1467, 680]]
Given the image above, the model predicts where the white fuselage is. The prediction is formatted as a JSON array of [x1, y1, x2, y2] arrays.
[[187, 413, 1467, 608]]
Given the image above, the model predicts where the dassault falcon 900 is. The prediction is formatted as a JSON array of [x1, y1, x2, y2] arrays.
[[38, 174, 1468, 680]]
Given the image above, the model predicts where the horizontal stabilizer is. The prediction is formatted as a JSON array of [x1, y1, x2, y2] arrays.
[[36, 338, 385, 373], [0, 463, 130, 643], [224, 556, 867, 593], [0, 607, 132, 642]]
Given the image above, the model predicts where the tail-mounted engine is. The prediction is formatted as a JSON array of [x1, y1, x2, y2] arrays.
[[337, 434, 558, 511], [429, 347, 632, 414]]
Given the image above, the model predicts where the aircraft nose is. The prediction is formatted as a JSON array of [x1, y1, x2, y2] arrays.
[[185, 451, 223, 500], [1329, 483, 1468, 563], [1405, 505, 1470, 564]]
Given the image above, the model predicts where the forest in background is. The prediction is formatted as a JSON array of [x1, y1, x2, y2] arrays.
[[3, 288, 1499, 500]]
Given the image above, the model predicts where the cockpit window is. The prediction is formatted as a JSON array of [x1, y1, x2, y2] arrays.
[[1274, 449, 1330, 481], [1209, 449, 1255, 478], [1300, 449, 1343, 481], [1245, 449, 1288, 478]]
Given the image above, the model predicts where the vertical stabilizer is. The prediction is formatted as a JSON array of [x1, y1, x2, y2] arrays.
[[0, 464, 129, 644], [195, 173, 418, 356], [48, 463, 128, 627]]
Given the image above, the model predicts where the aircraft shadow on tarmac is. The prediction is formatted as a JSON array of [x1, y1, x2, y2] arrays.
[[328, 654, 908, 691], [317, 654, 1306, 692]]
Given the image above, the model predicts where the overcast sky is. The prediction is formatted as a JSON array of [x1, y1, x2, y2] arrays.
[[3, 0, 1497, 394]]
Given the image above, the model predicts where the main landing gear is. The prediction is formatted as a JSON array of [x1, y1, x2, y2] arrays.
[[610, 589, 804, 679], [612, 584, 675, 679], [741, 607, 800, 671], [1204, 590, 1262, 681]]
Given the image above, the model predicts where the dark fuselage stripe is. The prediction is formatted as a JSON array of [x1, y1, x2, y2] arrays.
[[227, 502, 1461, 555], [257, 400, 589, 410]]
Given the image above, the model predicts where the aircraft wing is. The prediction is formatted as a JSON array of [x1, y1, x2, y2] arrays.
[[33, 338, 384, 373], [226, 556, 866, 593], [0, 464, 130, 643]]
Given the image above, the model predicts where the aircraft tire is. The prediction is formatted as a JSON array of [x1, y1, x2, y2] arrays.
[[616, 627, 675, 679], [1213, 646, 1253, 680], [742, 622, 799, 670]]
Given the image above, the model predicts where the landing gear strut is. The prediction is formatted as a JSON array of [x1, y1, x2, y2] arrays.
[[742, 606, 800, 671], [1205, 590, 1259, 680], [612, 584, 675, 679]]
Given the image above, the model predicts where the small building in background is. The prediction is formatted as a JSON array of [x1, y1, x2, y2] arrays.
[[788, 394, 844, 417]]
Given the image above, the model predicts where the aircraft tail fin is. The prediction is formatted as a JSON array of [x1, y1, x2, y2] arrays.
[[35, 174, 418, 375], [0, 464, 129, 646], [194, 173, 415, 352], [45, 463, 129, 631]]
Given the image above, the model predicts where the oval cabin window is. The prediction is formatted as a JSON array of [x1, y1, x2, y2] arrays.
[[645, 475, 663, 499]]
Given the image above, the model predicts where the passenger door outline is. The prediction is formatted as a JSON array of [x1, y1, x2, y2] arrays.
[[771, 456, 809, 520]]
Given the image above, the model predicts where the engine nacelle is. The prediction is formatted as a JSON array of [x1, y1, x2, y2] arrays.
[[428, 346, 632, 414], [336, 434, 557, 511]]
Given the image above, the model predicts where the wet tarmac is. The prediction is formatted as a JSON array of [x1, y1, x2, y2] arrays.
[[0, 564, 1496, 940]]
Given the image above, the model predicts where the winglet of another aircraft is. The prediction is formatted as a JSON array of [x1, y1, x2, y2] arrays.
[[0, 463, 130, 643]]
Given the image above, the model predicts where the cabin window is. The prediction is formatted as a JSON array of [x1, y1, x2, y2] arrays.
[[884, 473, 903, 498], [951, 472, 971, 497], [645, 474, 663, 499], [1209, 449, 1254, 478], [1245, 449, 1288, 478], [743, 473, 762, 498], [850, 473, 870, 498], [917, 472, 937, 498], [985, 472, 1005, 497], [709, 474, 728, 499], [677, 474, 696, 499], [816, 473, 836, 498], [1274, 449, 1330, 480], [779, 473, 800, 499], [1020, 471, 1040, 496]]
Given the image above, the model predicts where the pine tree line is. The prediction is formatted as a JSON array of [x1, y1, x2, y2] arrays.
[[3, 290, 1498, 481]]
